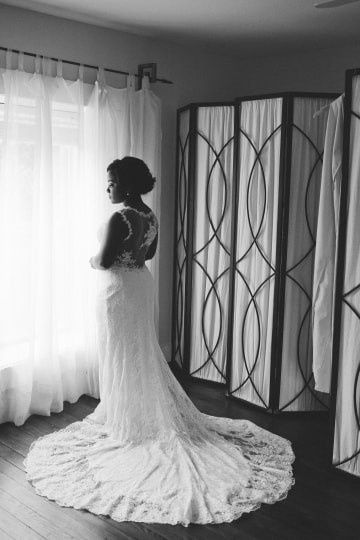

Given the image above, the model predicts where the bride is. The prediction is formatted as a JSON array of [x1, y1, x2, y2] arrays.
[[24, 156, 295, 527]]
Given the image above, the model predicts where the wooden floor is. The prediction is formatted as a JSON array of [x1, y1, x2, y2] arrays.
[[0, 366, 359, 540]]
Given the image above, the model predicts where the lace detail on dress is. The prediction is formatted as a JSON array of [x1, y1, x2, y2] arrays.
[[112, 250, 143, 270], [119, 211, 133, 242], [111, 208, 158, 270], [139, 216, 158, 250]]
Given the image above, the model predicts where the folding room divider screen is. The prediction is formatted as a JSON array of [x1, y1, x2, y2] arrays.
[[330, 69, 360, 477], [172, 92, 338, 413]]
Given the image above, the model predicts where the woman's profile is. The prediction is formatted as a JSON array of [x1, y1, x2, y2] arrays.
[[24, 156, 295, 527]]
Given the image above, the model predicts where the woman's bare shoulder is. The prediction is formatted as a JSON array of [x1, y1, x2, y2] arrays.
[[106, 211, 131, 233]]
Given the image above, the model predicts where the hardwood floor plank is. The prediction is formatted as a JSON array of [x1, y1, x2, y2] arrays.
[[0, 505, 44, 540], [0, 487, 76, 540], [0, 424, 33, 456], [0, 442, 25, 469], [0, 526, 13, 540]]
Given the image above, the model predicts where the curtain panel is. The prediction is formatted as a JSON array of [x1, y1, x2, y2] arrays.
[[0, 51, 162, 425], [333, 75, 360, 477]]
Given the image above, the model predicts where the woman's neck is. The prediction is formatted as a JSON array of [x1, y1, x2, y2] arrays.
[[123, 194, 143, 207]]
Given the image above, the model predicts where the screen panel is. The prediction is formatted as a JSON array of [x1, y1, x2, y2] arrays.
[[279, 96, 333, 411], [173, 109, 190, 368], [189, 105, 234, 383], [229, 98, 283, 408]]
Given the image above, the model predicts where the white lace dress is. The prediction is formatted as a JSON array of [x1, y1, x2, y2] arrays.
[[24, 207, 295, 527]]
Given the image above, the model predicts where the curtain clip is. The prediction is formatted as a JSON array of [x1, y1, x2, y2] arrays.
[[127, 74, 135, 90], [5, 49, 12, 70], [18, 51, 24, 71], [142, 75, 150, 90], [56, 59, 63, 78], [35, 55, 41, 74], [97, 66, 106, 85]]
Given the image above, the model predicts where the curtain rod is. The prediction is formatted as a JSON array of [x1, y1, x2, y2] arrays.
[[0, 46, 173, 85]]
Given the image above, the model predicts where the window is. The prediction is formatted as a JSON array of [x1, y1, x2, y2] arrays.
[[0, 94, 87, 368]]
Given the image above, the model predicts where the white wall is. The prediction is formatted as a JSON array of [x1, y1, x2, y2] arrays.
[[0, 2, 359, 359]]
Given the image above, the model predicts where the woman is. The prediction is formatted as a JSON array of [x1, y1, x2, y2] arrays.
[[24, 156, 295, 527]]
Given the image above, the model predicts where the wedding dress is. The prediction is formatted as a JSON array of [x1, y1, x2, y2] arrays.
[[24, 206, 295, 527]]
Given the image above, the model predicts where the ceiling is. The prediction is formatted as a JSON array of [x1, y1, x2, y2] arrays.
[[2, 0, 360, 58]]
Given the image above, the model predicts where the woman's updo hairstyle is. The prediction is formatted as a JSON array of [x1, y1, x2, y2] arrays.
[[107, 156, 156, 195]]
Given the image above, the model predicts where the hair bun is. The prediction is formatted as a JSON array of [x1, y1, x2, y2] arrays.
[[107, 156, 156, 195]]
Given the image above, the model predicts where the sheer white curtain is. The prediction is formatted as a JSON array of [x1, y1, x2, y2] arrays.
[[333, 75, 360, 477], [312, 95, 343, 394], [0, 51, 161, 426]]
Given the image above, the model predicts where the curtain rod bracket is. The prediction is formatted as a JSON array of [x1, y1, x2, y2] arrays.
[[137, 63, 157, 89]]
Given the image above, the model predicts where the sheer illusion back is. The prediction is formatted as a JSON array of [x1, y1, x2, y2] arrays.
[[24, 205, 295, 527], [112, 207, 159, 269]]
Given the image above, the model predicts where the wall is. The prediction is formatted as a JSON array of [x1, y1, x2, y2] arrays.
[[228, 44, 360, 96], [0, 2, 359, 359]]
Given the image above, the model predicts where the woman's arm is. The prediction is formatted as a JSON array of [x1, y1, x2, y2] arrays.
[[145, 232, 158, 261], [90, 213, 129, 270]]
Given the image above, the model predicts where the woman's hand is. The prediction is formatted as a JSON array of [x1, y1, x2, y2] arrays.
[[89, 254, 108, 270], [89, 256, 98, 269]]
